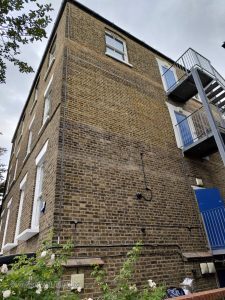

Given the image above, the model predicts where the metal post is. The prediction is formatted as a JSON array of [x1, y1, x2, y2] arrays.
[[191, 68, 225, 165]]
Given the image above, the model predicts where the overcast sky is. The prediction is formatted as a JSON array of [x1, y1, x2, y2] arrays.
[[1, 0, 225, 168]]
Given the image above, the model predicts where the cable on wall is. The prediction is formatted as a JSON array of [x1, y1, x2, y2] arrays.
[[136, 152, 152, 202]]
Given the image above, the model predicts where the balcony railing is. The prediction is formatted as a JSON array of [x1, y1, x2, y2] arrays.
[[175, 105, 225, 154], [201, 206, 225, 252], [162, 48, 217, 93]]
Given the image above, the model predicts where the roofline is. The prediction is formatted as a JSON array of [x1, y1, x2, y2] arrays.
[[68, 0, 175, 63], [12, 0, 175, 142], [11, 0, 68, 142]]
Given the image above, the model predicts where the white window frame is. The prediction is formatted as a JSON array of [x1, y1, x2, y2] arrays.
[[1, 199, 12, 253], [17, 140, 48, 241], [0, 209, 5, 254], [13, 159, 18, 181], [6, 174, 28, 250], [6, 170, 11, 194], [13, 148, 20, 181], [26, 114, 35, 157], [18, 115, 25, 143], [42, 76, 53, 125], [48, 38, 56, 67], [105, 31, 131, 66], [34, 79, 39, 103], [156, 58, 178, 91], [166, 103, 197, 149]]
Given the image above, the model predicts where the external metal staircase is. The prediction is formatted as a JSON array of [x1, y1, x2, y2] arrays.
[[162, 48, 225, 165]]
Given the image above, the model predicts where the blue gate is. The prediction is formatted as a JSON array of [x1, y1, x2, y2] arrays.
[[194, 188, 225, 252]]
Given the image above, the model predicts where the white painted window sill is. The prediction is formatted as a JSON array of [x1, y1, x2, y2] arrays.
[[44, 57, 55, 81], [105, 52, 133, 68], [3, 242, 18, 251], [16, 228, 39, 241]]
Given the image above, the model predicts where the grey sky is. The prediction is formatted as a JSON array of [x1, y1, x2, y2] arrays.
[[1, 0, 225, 168]]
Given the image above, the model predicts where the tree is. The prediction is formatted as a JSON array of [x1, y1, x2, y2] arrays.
[[0, 0, 53, 83], [0, 134, 6, 183], [0, 133, 7, 199]]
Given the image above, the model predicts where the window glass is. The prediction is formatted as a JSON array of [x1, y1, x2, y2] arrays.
[[106, 34, 124, 52], [106, 47, 124, 61], [43, 90, 51, 124], [34, 80, 39, 102], [162, 66, 176, 90], [48, 37, 56, 67], [33, 157, 46, 228], [26, 131, 33, 155], [105, 32, 128, 63]]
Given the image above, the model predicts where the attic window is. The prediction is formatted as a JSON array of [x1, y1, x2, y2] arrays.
[[48, 36, 56, 68]]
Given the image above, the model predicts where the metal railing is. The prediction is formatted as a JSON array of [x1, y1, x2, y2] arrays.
[[175, 105, 225, 149], [201, 206, 225, 251], [212, 67, 225, 89], [162, 48, 216, 93]]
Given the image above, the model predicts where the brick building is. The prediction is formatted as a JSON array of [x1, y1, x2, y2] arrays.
[[0, 0, 225, 297]]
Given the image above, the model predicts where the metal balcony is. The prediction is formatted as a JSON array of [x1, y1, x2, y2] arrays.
[[162, 48, 225, 104], [164, 48, 225, 164], [175, 106, 225, 157]]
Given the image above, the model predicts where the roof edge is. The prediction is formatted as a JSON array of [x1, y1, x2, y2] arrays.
[[12, 0, 175, 143], [11, 0, 67, 142]]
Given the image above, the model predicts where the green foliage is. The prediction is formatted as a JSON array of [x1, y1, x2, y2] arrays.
[[0, 240, 80, 300], [0, 132, 6, 184], [91, 242, 166, 300], [0, 241, 165, 299], [0, 0, 53, 83]]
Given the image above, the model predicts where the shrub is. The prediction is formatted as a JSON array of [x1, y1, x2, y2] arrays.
[[0, 241, 165, 300]]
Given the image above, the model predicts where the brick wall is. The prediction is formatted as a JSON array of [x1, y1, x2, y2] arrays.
[[0, 2, 225, 298], [0, 6, 68, 254], [54, 2, 224, 298]]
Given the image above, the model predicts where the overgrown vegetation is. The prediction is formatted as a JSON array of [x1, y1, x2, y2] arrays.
[[0, 241, 165, 299]]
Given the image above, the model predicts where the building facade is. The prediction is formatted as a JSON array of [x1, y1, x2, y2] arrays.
[[0, 0, 225, 297]]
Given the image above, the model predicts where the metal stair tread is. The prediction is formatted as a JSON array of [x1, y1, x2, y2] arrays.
[[208, 87, 224, 99], [205, 81, 219, 94]]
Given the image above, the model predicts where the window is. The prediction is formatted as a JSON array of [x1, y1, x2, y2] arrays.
[[34, 79, 39, 103], [6, 171, 11, 194], [1, 199, 12, 253], [32, 140, 48, 229], [48, 37, 56, 68], [17, 115, 25, 143], [157, 59, 178, 91], [162, 66, 176, 90], [15, 175, 27, 240], [43, 90, 51, 124], [42, 76, 53, 125], [0, 209, 5, 253], [27, 131, 33, 155], [105, 32, 129, 64], [13, 148, 20, 181], [3, 175, 27, 251], [26, 115, 35, 156], [166, 103, 196, 149], [20, 115, 25, 136], [13, 159, 18, 181], [17, 141, 48, 241]]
